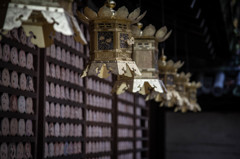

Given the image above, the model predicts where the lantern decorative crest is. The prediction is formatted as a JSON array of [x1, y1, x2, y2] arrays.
[[1, 0, 87, 48], [173, 72, 193, 113], [78, 1, 147, 78], [185, 81, 202, 112], [148, 51, 184, 107], [112, 23, 171, 95]]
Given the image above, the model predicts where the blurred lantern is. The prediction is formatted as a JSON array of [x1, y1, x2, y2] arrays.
[[174, 72, 192, 113], [212, 72, 225, 97], [147, 50, 184, 107], [112, 23, 171, 95], [233, 72, 240, 96], [186, 81, 202, 112], [1, 0, 87, 48], [78, 1, 146, 78]]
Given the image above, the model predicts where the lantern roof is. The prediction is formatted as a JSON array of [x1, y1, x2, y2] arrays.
[[131, 23, 172, 42], [175, 72, 191, 83], [78, 1, 147, 24], [112, 77, 167, 95], [77, 2, 147, 24], [158, 54, 184, 73], [145, 88, 184, 107], [187, 81, 201, 89]]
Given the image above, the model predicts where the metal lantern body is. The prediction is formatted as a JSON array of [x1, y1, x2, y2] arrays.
[[186, 82, 201, 112], [173, 72, 192, 113], [150, 56, 184, 107], [79, 4, 147, 78], [134, 36, 159, 79], [112, 24, 171, 95], [2, 0, 87, 48]]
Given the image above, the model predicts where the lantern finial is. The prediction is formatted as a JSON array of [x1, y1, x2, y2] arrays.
[[137, 22, 143, 29], [160, 48, 167, 63], [106, 0, 116, 9]]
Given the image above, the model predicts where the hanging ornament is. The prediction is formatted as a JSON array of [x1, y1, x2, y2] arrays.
[[185, 81, 202, 112], [77, 1, 146, 78], [1, 0, 87, 48], [112, 23, 171, 95], [173, 72, 193, 113], [147, 50, 184, 107]]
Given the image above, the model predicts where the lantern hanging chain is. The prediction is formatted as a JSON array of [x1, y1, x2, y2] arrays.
[[160, 47, 167, 62], [105, 0, 110, 7], [162, 48, 165, 56], [174, 20, 177, 60], [161, 0, 165, 25], [159, 42, 166, 58], [160, 0, 166, 60], [184, 34, 190, 72]]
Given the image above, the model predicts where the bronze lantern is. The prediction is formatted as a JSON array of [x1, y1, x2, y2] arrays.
[[112, 23, 171, 95], [148, 51, 184, 107], [1, 0, 87, 48], [185, 81, 202, 112], [78, 1, 147, 78], [173, 72, 193, 113]]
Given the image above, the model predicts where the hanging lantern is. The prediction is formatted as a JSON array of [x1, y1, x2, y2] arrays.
[[147, 51, 184, 107], [1, 0, 87, 48], [77, 1, 146, 78], [173, 72, 193, 113], [186, 81, 202, 112], [112, 23, 171, 95]]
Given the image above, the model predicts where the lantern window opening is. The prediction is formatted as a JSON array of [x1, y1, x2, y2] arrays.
[[118, 23, 127, 29], [98, 23, 113, 28]]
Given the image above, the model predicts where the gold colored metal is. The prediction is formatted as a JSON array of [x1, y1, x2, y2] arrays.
[[78, 1, 147, 78], [104, 0, 116, 10], [173, 72, 193, 113], [147, 49, 184, 107], [112, 24, 171, 95], [137, 22, 143, 29], [2, 0, 87, 48], [186, 81, 202, 112]]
